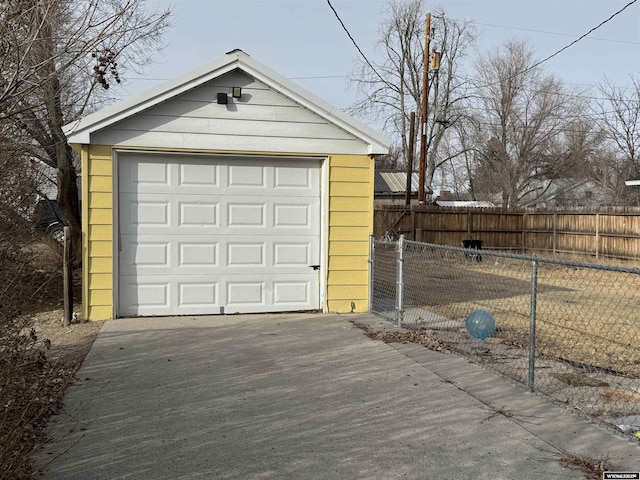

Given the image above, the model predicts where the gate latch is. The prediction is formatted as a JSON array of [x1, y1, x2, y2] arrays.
[[310, 265, 321, 271]]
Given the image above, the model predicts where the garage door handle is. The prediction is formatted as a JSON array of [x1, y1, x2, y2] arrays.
[[310, 265, 320, 271]]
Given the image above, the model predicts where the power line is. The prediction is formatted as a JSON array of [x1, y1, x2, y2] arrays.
[[465, 0, 639, 91], [324, 0, 390, 88], [528, 0, 639, 73], [475, 22, 640, 46]]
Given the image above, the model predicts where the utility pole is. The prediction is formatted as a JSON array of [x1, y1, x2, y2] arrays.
[[405, 112, 416, 205], [418, 12, 431, 204]]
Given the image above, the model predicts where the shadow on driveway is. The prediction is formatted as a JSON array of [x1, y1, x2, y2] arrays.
[[33, 314, 638, 479]]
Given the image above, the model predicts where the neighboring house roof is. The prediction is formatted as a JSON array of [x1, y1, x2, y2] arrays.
[[63, 49, 390, 155], [436, 200, 495, 208], [521, 178, 607, 207], [375, 170, 432, 196]]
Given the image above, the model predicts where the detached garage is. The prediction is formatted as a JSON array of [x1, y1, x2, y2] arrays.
[[65, 50, 389, 320]]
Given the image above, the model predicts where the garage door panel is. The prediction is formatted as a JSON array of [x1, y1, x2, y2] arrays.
[[227, 281, 265, 307], [227, 203, 265, 227], [179, 201, 219, 227], [179, 282, 218, 308], [119, 195, 171, 230], [274, 165, 314, 189], [119, 279, 170, 316], [273, 242, 310, 266], [227, 242, 265, 267], [274, 281, 311, 305], [118, 154, 321, 316], [120, 158, 171, 193], [120, 237, 170, 275], [178, 162, 219, 188], [179, 242, 218, 267], [228, 164, 266, 188]]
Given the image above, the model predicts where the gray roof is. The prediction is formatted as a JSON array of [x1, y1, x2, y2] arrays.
[[374, 171, 432, 196], [436, 200, 495, 208]]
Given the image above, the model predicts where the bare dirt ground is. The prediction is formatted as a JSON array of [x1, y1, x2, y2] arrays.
[[31, 308, 104, 373]]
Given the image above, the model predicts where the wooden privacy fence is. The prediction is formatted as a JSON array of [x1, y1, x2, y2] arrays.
[[374, 205, 640, 261]]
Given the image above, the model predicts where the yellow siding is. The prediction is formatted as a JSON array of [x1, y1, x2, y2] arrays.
[[88, 209, 112, 225], [84, 144, 114, 320], [328, 270, 369, 285], [329, 167, 370, 183], [329, 212, 369, 227], [330, 183, 370, 197], [89, 225, 112, 241], [328, 299, 367, 313], [328, 285, 368, 300], [329, 241, 369, 255], [327, 154, 373, 313], [329, 226, 370, 241], [89, 192, 112, 208], [328, 256, 369, 271], [330, 156, 371, 168], [330, 196, 370, 212], [89, 273, 112, 290], [89, 176, 112, 192], [89, 159, 113, 175], [89, 289, 112, 306], [88, 241, 112, 257], [88, 305, 112, 320], [88, 257, 112, 273], [90, 145, 113, 158]]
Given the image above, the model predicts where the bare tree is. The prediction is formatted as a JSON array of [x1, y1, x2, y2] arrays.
[[375, 143, 403, 170], [469, 40, 580, 207], [349, 0, 475, 189], [0, 0, 171, 254], [597, 76, 640, 205]]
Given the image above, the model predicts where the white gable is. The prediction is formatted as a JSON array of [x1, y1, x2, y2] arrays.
[[89, 70, 370, 155], [65, 51, 390, 155]]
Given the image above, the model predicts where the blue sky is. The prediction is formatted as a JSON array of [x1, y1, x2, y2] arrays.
[[117, 0, 640, 128]]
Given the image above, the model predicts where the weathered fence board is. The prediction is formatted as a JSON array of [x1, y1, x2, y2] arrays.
[[374, 205, 640, 261]]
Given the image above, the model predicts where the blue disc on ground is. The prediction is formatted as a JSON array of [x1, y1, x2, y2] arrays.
[[465, 309, 496, 339]]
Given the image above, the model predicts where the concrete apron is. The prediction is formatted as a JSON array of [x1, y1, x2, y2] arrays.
[[33, 313, 640, 480]]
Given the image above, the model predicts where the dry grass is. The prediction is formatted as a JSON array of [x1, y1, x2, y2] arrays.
[[559, 452, 614, 480], [407, 256, 640, 377]]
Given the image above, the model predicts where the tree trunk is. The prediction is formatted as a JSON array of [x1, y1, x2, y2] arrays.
[[39, 7, 82, 261]]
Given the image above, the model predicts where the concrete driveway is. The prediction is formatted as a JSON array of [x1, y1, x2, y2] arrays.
[[33, 313, 639, 479]]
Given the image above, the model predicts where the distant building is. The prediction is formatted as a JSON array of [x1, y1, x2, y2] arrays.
[[374, 170, 433, 204], [521, 178, 609, 208], [432, 190, 495, 208], [435, 200, 495, 208]]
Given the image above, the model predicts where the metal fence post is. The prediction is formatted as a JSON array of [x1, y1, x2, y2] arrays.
[[528, 258, 538, 392], [368, 234, 374, 313], [396, 235, 405, 327]]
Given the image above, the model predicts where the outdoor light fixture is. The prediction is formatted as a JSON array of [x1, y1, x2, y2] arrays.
[[217, 92, 228, 104], [232, 87, 242, 98]]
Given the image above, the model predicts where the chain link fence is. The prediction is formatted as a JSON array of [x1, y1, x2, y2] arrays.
[[370, 235, 640, 437]]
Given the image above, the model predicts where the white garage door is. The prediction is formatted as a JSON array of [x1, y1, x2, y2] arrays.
[[118, 153, 321, 316]]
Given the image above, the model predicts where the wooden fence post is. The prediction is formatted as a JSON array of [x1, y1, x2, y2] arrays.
[[553, 212, 557, 256], [595, 213, 600, 260]]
